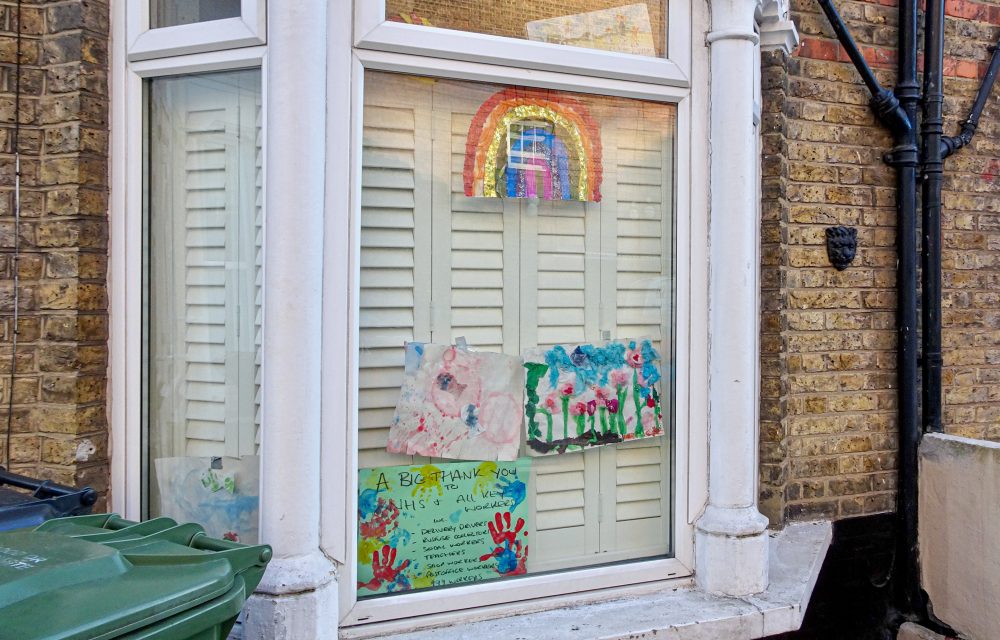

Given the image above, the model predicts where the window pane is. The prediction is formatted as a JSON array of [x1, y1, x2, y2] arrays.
[[386, 1, 667, 57], [145, 70, 262, 545], [357, 71, 675, 597], [151, 0, 240, 28]]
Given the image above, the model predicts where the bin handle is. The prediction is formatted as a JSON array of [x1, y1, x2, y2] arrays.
[[190, 531, 273, 564], [0, 467, 87, 499]]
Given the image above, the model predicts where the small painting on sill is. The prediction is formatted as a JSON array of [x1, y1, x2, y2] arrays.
[[357, 459, 531, 596], [154, 455, 260, 544], [387, 342, 523, 461], [523, 339, 664, 455]]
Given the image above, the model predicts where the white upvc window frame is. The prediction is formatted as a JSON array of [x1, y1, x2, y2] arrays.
[[109, 0, 267, 519], [328, 0, 709, 631], [126, 0, 266, 62], [354, 0, 691, 87]]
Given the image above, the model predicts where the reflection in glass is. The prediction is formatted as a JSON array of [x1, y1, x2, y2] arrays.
[[145, 70, 262, 544], [356, 71, 676, 596], [386, 1, 667, 57], [151, 0, 240, 28]]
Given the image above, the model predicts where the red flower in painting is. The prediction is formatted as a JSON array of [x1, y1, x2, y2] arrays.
[[586, 399, 597, 416], [646, 396, 656, 408], [570, 401, 586, 417], [560, 382, 575, 396], [543, 392, 561, 413], [626, 349, 643, 368], [605, 398, 620, 414]]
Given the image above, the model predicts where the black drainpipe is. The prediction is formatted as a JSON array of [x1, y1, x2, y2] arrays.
[[815, 0, 921, 618], [922, 0, 946, 437], [894, 0, 923, 616], [817, 0, 1000, 627], [942, 45, 1000, 159]]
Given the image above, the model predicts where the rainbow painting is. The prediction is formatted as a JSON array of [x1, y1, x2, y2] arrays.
[[463, 88, 603, 202]]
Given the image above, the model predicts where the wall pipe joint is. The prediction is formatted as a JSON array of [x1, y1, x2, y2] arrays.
[[942, 42, 1000, 158]]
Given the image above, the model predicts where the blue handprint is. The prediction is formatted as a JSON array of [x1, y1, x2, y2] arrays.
[[496, 475, 526, 512]]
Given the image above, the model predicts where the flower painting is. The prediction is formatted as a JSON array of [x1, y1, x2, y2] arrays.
[[387, 343, 524, 461], [523, 339, 664, 455]]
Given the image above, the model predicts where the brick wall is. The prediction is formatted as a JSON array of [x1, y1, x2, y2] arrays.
[[761, 0, 1000, 522], [0, 0, 109, 508], [761, 0, 1000, 524], [939, 5, 1000, 440]]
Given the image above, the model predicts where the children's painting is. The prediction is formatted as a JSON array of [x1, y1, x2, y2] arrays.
[[154, 456, 260, 543], [387, 343, 523, 461], [463, 88, 603, 202], [523, 339, 664, 455], [357, 460, 531, 596]]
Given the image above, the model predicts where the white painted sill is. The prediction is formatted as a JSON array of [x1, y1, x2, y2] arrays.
[[341, 522, 832, 640]]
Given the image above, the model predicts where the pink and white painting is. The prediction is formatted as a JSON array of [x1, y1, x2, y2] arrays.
[[387, 343, 524, 461]]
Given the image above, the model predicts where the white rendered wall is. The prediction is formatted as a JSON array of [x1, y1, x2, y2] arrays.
[[695, 0, 797, 597], [242, 0, 337, 635], [920, 433, 1000, 640]]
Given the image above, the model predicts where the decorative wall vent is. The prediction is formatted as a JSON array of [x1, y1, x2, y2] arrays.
[[825, 226, 858, 271]]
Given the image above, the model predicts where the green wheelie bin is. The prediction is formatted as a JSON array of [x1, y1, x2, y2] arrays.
[[0, 513, 271, 640]]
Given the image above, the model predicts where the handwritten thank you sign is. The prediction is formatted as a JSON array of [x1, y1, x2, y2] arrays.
[[357, 459, 530, 595]]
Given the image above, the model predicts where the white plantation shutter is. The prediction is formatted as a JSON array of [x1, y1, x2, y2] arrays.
[[253, 98, 263, 453], [358, 77, 432, 468], [603, 440, 671, 559], [597, 115, 673, 561], [178, 104, 230, 456], [436, 101, 516, 353], [149, 71, 260, 462], [527, 200, 601, 347], [358, 73, 675, 571], [520, 196, 605, 571]]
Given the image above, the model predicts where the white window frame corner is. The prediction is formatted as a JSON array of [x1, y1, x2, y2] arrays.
[[353, 0, 691, 88], [126, 0, 266, 62]]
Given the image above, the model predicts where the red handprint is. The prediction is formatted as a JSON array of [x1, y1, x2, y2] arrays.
[[479, 511, 529, 575], [357, 544, 411, 591], [486, 511, 525, 547], [359, 498, 399, 539]]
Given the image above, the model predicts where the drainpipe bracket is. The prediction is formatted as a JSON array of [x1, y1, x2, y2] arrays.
[[883, 144, 918, 167]]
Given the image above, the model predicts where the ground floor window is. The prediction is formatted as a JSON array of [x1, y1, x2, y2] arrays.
[[143, 69, 262, 544], [357, 70, 676, 596]]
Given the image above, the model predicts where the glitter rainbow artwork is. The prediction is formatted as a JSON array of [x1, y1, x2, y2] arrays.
[[463, 88, 603, 202]]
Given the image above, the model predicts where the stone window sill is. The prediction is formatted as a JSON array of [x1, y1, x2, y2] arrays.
[[349, 522, 831, 640]]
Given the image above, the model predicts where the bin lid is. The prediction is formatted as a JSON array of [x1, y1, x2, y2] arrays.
[[0, 528, 242, 640]]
